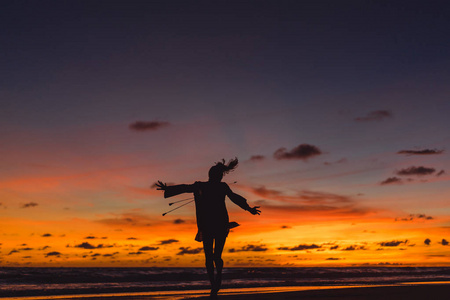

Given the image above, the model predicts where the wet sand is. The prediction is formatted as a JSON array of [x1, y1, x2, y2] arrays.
[[4, 283, 450, 300]]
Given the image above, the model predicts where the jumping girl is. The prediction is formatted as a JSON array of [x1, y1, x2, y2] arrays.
[[156, 158, 260, 298]]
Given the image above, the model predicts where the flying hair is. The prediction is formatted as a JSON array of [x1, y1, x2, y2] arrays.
[[209, 158, 238, 181]]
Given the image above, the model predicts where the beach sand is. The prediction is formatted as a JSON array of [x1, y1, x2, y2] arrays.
[[6, 283, 450, 300], [208, 284, 450, 300]]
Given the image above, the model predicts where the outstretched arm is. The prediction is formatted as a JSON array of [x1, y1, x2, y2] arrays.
[[155, 181, 195, 198], [226, 184, 261, 215]]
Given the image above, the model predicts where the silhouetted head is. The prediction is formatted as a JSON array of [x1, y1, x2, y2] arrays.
[[208, 158, 238, 182]]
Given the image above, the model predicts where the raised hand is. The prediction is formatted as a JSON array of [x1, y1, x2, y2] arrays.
[[249, 206, 261, 215], [155, 181, 167, 191]]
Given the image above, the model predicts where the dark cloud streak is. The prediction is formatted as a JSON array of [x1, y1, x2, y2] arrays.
[[21, 202, 38, 208], [274, 144, 322, 161], [129, 121, 169, 131], [177, 247, 203, 255], [396, 166, 435, 176], [355, 110, 392, 122], [397, 149, 444, 155], [380, 177, 403, 185]]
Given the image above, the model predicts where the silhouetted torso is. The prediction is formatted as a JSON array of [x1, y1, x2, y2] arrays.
[[193, 181, 230, 237]]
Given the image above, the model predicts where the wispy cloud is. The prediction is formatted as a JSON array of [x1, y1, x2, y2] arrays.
[[355, 110, 392, 122], [96, 212, 155, 227], [248, 155, 265, 161], [177, 247, 203, 255], [395, 214, 433, 222], [277, 244, 321, 251], [397, 149, 444, 155], [380, 177, 403, 185], [274, 144, 322, 161], [158, 239, 179, 245], [45, 251, 61, 257], [247, 186, 373, 217], [228, 244, 268, 252], [342, 245, 367, 251], [21, 202, 38, 208], [378, 240, 408, 247], [139, 246, 159, 251], [74, 242, 113, 249], [8, 249, 19, 255], [129, 121, 170, 131], [396, 166, 435, 176]]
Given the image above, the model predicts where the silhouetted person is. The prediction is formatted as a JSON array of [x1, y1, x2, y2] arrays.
[[156, 158, 260, 298]]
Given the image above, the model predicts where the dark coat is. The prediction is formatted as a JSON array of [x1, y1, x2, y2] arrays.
[[164, 181, 250, 237]]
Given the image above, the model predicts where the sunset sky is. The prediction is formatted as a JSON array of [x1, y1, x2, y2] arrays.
[[1, 1, 449, 267]]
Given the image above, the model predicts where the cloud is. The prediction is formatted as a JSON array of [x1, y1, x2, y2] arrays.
[[177, 247, 203, 255], [74, 242, 113, 249], [424, 238, 431, 245], [249, 155, 265, 161], [128, 251, 144, 255], [251, 187, 353, 205], [326, 257, 343, 260], [277, 244, 321, 251], [436, 170, 446, 177], [74, 242, 96, 249], [139, 246, 159, 251], [84, 236, 107, 239], [396, 166, 436, 176], [8, 249, 19, 255], [248, 186, 373, 217], [441, 239, 449, 246], [39, 246, 51, 250], [45, 251, 61, 257], [158, 239, 179, 245], [127, 237, 138, 240], [96, 212, 155, 227], [274, 144, 322, 160], [281, 225, 291, 229], [395, 214, 434, 222], [324, 158, 347, 166], [173, 219, 185, 224], [342, 245, 367, 251], [397, 149, 444, 155], [19, 247, 33, 251], [355, 110, 392, 122], [129, 121, 170, 131], [21, 202, 38, 208], [330, 245, 339, 250], [41, 233, 52, 237], [228, 244, 268, 252], [378, 240, 408, 247], [380, 177, 403, 185]]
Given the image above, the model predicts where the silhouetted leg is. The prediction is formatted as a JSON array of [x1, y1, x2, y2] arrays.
[[202, 235, 215, 288], [213, 234, 227, 293]]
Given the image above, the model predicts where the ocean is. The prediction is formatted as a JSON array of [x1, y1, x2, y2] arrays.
[[1, 267, 450, 298]]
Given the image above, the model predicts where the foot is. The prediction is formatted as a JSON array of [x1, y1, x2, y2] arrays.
[[209, 286, 218, 299]]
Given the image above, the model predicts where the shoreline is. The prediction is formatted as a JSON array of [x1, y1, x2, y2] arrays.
[[2, 282, 450, 300]]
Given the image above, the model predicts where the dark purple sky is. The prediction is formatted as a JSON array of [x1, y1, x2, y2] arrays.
[[0, 1, 449, 267]]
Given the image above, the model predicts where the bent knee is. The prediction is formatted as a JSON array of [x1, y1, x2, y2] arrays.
[[213, 255, 223, 264]]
